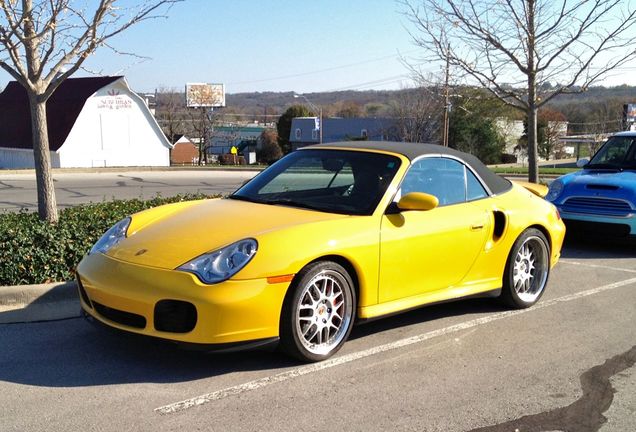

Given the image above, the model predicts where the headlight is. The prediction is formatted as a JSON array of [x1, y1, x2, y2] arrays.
[[546, 180, 564, 202], [177, 238, 258, 284], [90, 217, 131, 254]]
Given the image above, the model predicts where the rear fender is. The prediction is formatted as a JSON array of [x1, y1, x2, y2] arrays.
[[513, 181, 548, 198]]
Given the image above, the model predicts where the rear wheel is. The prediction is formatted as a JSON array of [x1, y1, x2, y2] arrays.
[[280, 261, 356, 362], [501, 228, 550, 309]]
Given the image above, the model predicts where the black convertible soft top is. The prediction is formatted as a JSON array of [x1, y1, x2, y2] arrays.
[[305, 141, 512, 195]]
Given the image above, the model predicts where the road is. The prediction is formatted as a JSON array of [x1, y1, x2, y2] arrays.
[[0, 238, 634, 432], [0, 170, 258, 211]]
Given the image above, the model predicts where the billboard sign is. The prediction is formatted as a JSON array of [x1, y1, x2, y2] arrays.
[[186, 83, 225, 108]]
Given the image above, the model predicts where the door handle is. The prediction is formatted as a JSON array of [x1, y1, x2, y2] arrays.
[[470, 224, 484, 231]]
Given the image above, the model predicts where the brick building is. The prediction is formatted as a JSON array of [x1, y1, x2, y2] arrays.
[[170, 135, 198, 165]]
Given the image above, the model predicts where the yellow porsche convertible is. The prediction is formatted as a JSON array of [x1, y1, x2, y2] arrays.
[[76, 142, 565, 362]]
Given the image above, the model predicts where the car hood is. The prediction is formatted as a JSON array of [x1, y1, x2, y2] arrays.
[[106, 198, 349, 269], [568, 169, 636, 185], [555, 169, 636, 203]]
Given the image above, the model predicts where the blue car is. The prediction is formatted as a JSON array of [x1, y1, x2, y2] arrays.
[[546, 131, 636, 238]]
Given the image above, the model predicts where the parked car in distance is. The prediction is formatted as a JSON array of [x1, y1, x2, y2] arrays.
[[546, 131, 636, 238], [76, 141, 565, 362]]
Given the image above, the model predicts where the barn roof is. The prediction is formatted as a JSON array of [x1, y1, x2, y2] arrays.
[[0, 76, 122, 151]]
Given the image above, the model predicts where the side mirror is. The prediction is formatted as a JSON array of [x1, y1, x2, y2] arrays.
[[397, 192, 439, 211], [576, 158, 589, 168]]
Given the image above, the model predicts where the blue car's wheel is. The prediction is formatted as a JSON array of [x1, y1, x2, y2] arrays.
[[280, 261, 356, 362], [502, 228, 550, 309]]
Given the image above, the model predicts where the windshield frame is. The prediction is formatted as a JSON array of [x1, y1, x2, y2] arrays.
[[230, 149, 403, 216]]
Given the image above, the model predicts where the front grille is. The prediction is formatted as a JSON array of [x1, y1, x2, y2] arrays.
[[93, 302, 146, 329], [562, 197, 633, 217]]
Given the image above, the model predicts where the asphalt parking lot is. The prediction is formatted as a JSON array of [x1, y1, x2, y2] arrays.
[[0, 236, 634, 432]]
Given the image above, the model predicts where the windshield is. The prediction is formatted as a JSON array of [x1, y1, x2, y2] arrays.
[[587, 136, 636, 169], [231, 149, 402, 215]]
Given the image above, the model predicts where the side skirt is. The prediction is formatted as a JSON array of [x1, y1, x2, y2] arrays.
[[355, 288, 502, 325]]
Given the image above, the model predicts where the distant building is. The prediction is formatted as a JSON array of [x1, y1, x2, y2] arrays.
[[495, 119, 526, 156], [289, 117, 399, 149], [495, 118, 569, 161], [0, 76, 171, 169], [170, 135, 198, 165], [207, 124, 268, 155]]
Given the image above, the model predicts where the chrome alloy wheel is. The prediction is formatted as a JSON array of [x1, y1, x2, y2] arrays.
[[512, 235, 549, 303], [295, 270, 352, 356]]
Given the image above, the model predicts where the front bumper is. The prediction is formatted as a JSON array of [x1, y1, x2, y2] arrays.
[[550, 218, 566, 267], [555, 209, 636, 237], [76, 252, 291, 345]]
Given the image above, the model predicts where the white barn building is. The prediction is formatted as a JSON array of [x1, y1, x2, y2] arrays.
[[0, 76, 171, 169]]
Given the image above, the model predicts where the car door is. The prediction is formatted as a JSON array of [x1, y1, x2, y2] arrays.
[[379, 157, 491, 303]]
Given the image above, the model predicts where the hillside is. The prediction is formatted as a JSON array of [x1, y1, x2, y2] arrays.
[[156, 85, 636, 136], [224, 86, 636, 113]]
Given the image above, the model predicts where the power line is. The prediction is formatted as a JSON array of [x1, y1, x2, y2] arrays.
[[226, 50, 420, 86], [327, 74, 412, 92]]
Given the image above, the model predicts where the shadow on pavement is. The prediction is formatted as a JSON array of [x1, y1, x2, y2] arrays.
[[0, 296, 505, 388], [0, 316, 295, 388], [350, 297, 505, 341], [561, 233, 636, 260]]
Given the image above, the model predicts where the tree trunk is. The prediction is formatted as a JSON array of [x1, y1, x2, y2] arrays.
[[29, 95, 58, 223], [527, 105, 539, 183], [198, 141, 204, 166], [526, 0, 539, 184]]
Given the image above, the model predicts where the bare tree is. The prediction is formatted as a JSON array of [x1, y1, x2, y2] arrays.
[[334, 100, 363, 118], [389, 85, 442, 143], [186, 107, 216, 166], [0, 0, 180, 222], [583, 107, 618, 156], [540, 108, 568, 160], [155, 87, 186, 143], [403, 0, 636, 182]]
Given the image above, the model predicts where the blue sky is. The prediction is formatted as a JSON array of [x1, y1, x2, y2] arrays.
[[79, 0, 422, 94], [1, 0, 635, 94]]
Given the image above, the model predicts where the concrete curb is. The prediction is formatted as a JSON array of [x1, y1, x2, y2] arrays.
[[0, 166, 265, 175], [0, 281, 80, 324]]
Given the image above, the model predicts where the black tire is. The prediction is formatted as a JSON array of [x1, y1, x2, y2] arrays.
[[501, 228, 551, 309], [280, 261, 356, 362]]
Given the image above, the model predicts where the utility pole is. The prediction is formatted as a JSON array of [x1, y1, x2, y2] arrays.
[[442, 44, 451, 147]]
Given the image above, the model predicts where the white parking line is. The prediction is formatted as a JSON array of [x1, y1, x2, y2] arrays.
[[154, 276, 636, 415], [560, 260, 636, 274]]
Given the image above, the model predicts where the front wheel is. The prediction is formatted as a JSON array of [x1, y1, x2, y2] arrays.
[[501, 228, 550, 309], [280, 261, 356, 362]]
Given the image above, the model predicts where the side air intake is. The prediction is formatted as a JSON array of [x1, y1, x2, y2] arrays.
[[493, 210, 507, 241]]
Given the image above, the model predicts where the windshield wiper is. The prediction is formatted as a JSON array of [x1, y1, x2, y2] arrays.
[[261, 198, 324, 211], [227, 194, 260, 203], [230, 195, 348, 213]]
